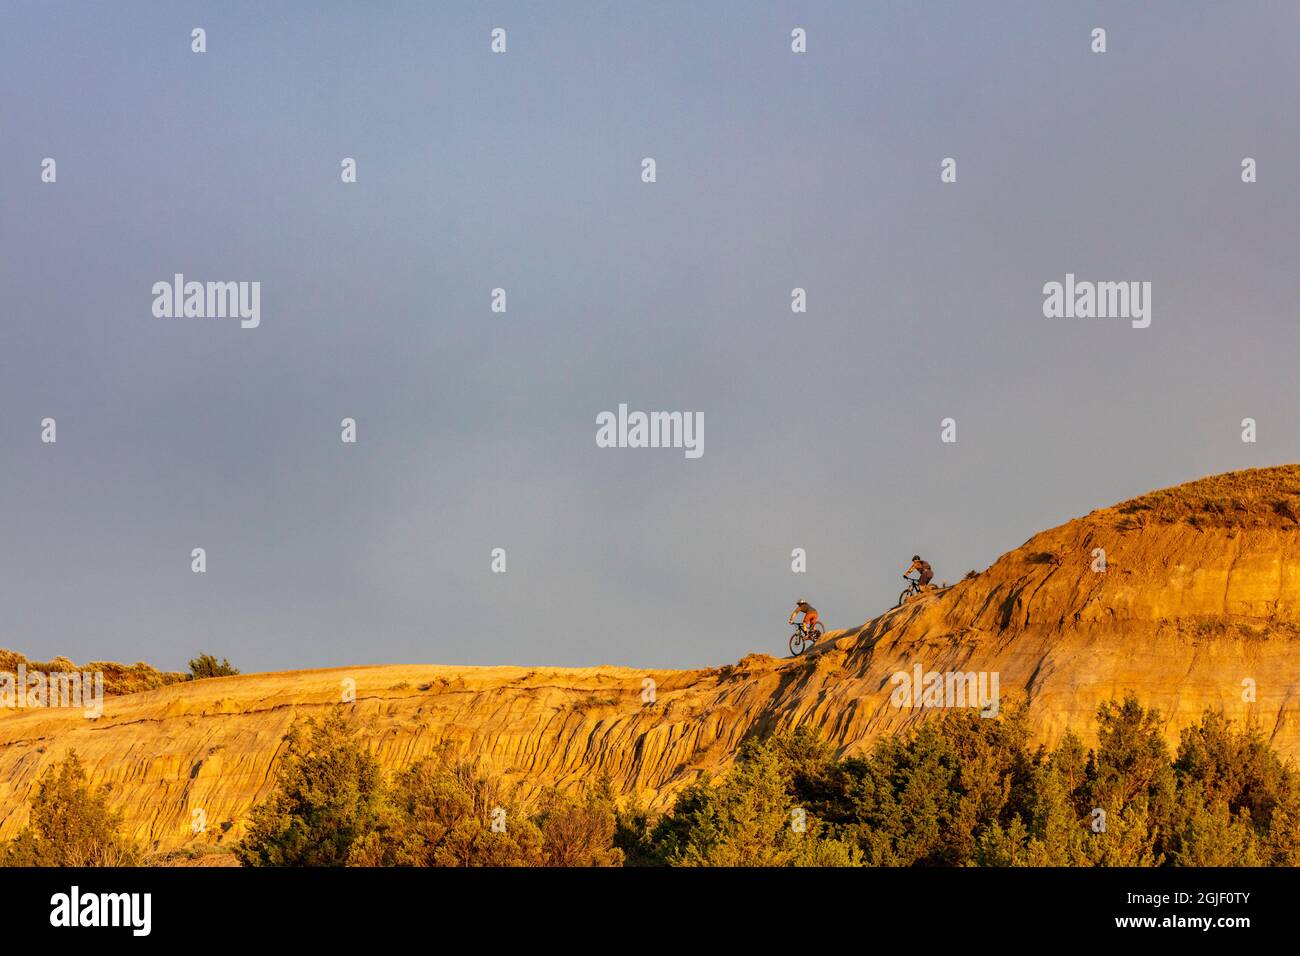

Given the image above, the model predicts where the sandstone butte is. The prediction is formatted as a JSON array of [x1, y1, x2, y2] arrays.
[[3, 465, 1300, 857]]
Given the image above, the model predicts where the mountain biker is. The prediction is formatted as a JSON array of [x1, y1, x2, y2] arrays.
[[904, 555, 934, 588], [789, 599, 819, 635]]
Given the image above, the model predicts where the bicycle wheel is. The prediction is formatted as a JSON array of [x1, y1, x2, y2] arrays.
[[789, 631, 807, 656], [897, 587, 912, 608], [811, 621, 825, 640]]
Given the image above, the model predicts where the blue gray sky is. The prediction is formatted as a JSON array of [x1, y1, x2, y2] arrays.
[[2, 2, 1297, 672]]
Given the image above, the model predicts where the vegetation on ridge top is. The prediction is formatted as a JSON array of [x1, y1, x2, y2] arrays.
[[1113, 465, 1300, 530]]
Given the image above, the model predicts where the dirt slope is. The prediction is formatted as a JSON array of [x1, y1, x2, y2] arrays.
[[3, 466, 1299, 854]]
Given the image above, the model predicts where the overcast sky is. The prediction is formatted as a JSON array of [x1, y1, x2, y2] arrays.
[[2, 1, 1297, 673]]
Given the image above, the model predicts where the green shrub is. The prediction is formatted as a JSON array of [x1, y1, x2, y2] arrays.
[[649, 733, 860, 867], [639, 696, 1300, 868], [534, 781, 624, 867], [232, 698, 1300, 867], [239, 708, 626, 867], [236, 709, 385, 866], [0, 752, 140, 866], [349, 757, 544, 866], [188, 653, 240, 679]]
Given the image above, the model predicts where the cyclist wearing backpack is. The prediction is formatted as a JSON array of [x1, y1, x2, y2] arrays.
[[904, 555, 934, 588]]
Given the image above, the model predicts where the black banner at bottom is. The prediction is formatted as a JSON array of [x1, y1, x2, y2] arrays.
[[0, 865, 1290, 942]]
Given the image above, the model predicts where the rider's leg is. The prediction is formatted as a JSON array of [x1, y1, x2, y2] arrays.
[[805, 611, 819, 633]]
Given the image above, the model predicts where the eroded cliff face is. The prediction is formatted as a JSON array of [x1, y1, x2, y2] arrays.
[[3, 467, 1299, 853]]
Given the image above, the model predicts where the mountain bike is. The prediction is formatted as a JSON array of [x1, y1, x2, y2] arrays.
[[897, 575, 925, 608], [789, 618, 825, 657]]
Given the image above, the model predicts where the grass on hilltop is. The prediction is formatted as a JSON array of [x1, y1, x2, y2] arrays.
[[1, 649, 242, 698], [0, 649, 188, 698], [1114, 465, 1300, 531]]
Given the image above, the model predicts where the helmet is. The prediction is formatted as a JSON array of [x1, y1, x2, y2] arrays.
[[912, 555, 920, 562], [796, 598, 806, 605]]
